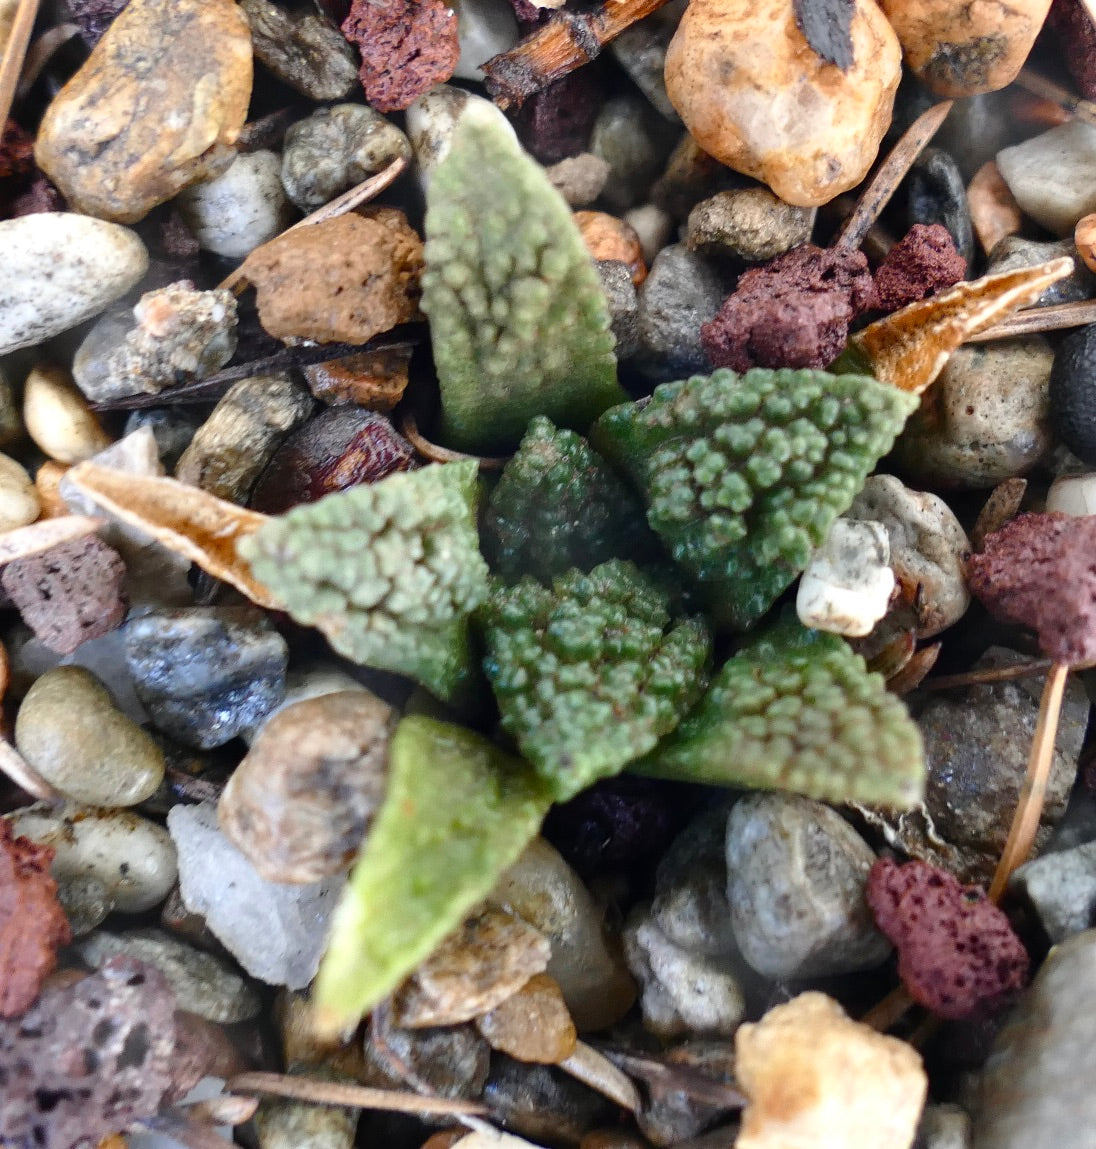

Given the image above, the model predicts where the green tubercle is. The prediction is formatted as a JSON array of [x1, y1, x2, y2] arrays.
[[420, 105, 626, 453], [591, 367, 918, 630], [480, 559, 711, 802], [634, 616, 925, 809], [312, 716, 552, 1035], [237, 461, 488, 702]]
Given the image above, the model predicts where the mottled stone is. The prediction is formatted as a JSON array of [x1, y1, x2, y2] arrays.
[[546, 153, 612, 207], [255, 1071, 359, 1149], [575, 211, 647, 285], [362, 1016, 490, 1101], [0, 214, 148, 354], [302, 348, 412, 411], [589, 90, 678, 212], [997, 121, 1096, 236], [1011, 839, 1096, 942], [35, 0, 253, 223], [686, 187, 815, 262], [665, 0, 901, 206], [475, 973, 577, 1063], [124, 608, 288, 749], [725, 793, 891, 979], [240, 0, 358, 99], [595, 261, 640, 361]]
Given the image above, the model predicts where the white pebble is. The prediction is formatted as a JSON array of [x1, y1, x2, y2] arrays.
[[0, 452, 40, 532], [796, 519, 894, 637], [23, 364, 112, 464], [452, 0, 519, 80], [406, 85, 517, 192], [997, 121, 1096, 237], [1047, 473, 1096, 517]]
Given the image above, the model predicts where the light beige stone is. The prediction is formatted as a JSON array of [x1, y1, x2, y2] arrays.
[[0, 453, 40, 532], [735, 992, 927, 1149], [35, 0, 253, 223], [475, 973, 577, 1063], [880, 0, 1053, 98], [664, 0, 901, 206], [24, 366, 112, 465]]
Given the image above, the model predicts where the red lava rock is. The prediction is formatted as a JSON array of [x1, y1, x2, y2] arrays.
[[249, 406, 417, 515], [874, 223, 967, 312], [1, 536, 128, 656], [866, 857, 1029, 1020], [516, 69, 603, 164], [0, 820, 70, 1018], [700, 243, 877, 372], [1050, 0, 1096, 102], [340, 0, 459, 113], [968, 511, 1096, 666], [67, 0, 129, 44]]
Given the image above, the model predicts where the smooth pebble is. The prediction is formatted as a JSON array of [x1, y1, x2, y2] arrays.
[[0, 452, 40, 532], [23, 364, 113, 465]]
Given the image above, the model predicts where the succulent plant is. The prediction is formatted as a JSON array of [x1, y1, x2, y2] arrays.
[[313, 716, 552, 1033], [592, 367, 918, 630], [634, 617, 925, 808], [420, 104, 626, 453], [480, 559, 711, 802], [482, 415, 658, 584], [237, 460, 489, 702]]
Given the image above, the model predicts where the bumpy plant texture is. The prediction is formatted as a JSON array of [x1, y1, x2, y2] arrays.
[[313, 716, 552, 1032], [482, 416, 657, 583], [420, 108, 624, 453], [636, 619, 925, 808], [238, 461, 488, 702], [481, 560, 711, 802], [593, 368, 918, 630]]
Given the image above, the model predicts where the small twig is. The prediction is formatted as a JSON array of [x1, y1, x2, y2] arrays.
[[966, 299, 1096, 342], [400, 412, 509, 471], [1014, 67, 1096, 130], [988, 660, 1071, 902], [15, 20, 77, 98], [596, 1047, 747, 1109], [834, 100, 953, 250], [225, 1072, 488, 1117], [218, 155, 410, 294], [0, 0, 39, 125], [860, 984, 915, 1032], [886, 642, 941, 696], [559, 1041, 642, 1113], [482, 0, 673, 110], [921, 658, 1054, 692]]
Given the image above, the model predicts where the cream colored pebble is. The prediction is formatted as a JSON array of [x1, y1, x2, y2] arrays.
[[23, 364, 112, 464], [0, 452, 41, 532], [796, 518, 894, 637]]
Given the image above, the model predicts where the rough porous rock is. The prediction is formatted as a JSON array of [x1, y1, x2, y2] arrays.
[[240, 0, 359, 100], [2, 536, 127, 654], [735, 993, 928, 1149], [241, 209, 423, 344], [725, 793, 891, 980], [975, 930, 1096, 1149], [907, 149, 975, 268], [168, 801, 345, 990], [218, 691, 395, 884], [341, 0, 460, 113], [686, 186, 816, 262], [15, 666, 164, 808], [1012, 839, 1096, 942], [875, 223, 967, 312], [0, 213, 148, 354], [124, 607, 288, 749], [664, 0, 902, 206], [881, 0, 1053, 97], [34, 0, 253, 223], [1050, 0, 1096, 101], [475, 973, 577, 1064], [893, 338, 1055, 489], [997, 121, 1096, 237]]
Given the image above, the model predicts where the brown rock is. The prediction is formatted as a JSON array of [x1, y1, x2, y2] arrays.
[[476, 973, 577, 1064], [1075, 211, 1096, 272], [241, 209, 424, 344], [574, 211, 647, 286], [303, 347, 412, 410], [34, 0, 253, 223], [968, 161, 1023, 255], [664, 0, 901, 206], [881, 0, 1054, 98]]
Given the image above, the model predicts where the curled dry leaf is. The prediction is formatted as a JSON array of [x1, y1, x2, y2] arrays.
[[971, 478, 1028, 552], [0, 514, 105, 566], [65, 463, 281, 609]]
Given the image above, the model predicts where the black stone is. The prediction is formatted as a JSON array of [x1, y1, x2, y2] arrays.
[[907, 147, 974, 270], [1051, 323, 1096, 466], [793, 0, 855, 71]]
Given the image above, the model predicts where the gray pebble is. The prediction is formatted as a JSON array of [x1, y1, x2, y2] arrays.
[[15, 666, 165, 808], [636, 243, 731, 383], [124, 407, 207, 472], [239, 0, 358, 100], [908, 147, 973, 269], [255, 1071, 359, 1149], [591, 91, 680, 212], [125, 607, 288, 749], [987, 237, 1096, 306], [933, 91, 1015, 180], [636, 1043, 737, 1148], [974, 930, 1096, 1149], [0, 213, 149, 355], [281, 104, 412, 212], [452, 0, 519, 80], [546, 153, 612, 207], [56, 873, 114, 938], [1011, 840, 1096, 943], [725, 792, 890, 980], [997, 120, 1096, 236], [686, 187, 815, 262], [484, 1056, 614, 1145], [609, 0, 685, 121], [363, 1018, 490, 1102], [595, 260, 640, 361], [76, 927, 261, 1023]]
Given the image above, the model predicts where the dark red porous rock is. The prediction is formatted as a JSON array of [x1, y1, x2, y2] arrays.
[[1050, 0, 1096, 102], [516, 69, 603, 164], [874, 223, 967, 312]]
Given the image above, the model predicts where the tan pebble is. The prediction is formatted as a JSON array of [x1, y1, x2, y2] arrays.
[[241, 208, 424, 344], [664, 0, 901, 206], [880, 0, 1053, 98], [0, 453, 40, 532], [303, 347, 412, 410], [735, 992, 927, 1149], [34, 0, 253, 223], [967, 162, 1023, 256], [1075, 213, 1096, 274], [34, 461, 72, 520], [574, 211, 647, 285], [1009, 92, 1072, 129], [23, 365, 112, 465], [475, 973, 578, 1064]]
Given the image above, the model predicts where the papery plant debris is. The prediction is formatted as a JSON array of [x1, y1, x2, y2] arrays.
[[592, 367, 917, 631], [866, 857, 1030, 1020], [238, 460, 489, 702], [480, 559, 711, 802], [635, 616, 926, 808], [313, 716, 552, 1035], [481, 415, 657, 584], [420, 103, 624, 453]]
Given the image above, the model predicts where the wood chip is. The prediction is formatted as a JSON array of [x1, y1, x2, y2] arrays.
[[0, 515, 105, 566], [885, 642, 941, 696], [64, 464, 280, 608]]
